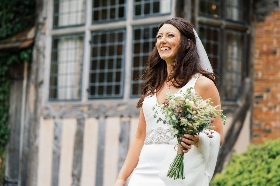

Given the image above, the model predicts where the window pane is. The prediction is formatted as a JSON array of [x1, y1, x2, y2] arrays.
[[132, 83, 140, 95], [199, 0, 221, 19], [224, 31, 246, 101], [226, 0, 243, 21], [133, 0, 171, 18], [49, 35, 84, 100], [131, 24, 158, 97], [89, 29, 125, 99], [93, 0, 126, 23], [53, 0, 85, 28], [199, 25, 221, 80]]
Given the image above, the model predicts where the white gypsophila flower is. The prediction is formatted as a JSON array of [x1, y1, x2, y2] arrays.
[[185, 98, 190, 104], [169, 98, 176, 107], [189, 100, 195, 107], [180, 118, 192, 127], [170, 128, 178, 136]]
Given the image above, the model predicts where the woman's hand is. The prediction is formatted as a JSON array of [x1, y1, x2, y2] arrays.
[[114, 178, 126, 186], [180, 134, 199, 153]]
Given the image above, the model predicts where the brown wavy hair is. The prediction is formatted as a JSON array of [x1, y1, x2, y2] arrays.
[[136, 17, 215, 108]]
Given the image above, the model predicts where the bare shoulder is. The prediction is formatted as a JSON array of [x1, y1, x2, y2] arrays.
[[194, 75, 220, 100], [195, 75, 224, 144]]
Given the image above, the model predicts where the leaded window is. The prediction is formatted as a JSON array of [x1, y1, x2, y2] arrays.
[[224, 30, 246, 101], [134, 0, 171, 18], [49, 35, 84, 101], [53, 0, 86, 28], [92, 0, 126, 23], [199, 0, 221, 19], [48, 0, 174, 102], [198, 0, 249, 102], [89, 29, 125, 99], [131, 24, 158, 97], [199, 25, 220, 78], [226, 0, 243, 21]]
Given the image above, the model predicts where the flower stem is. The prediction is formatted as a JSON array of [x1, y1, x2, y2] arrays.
[[167, 154, 185, 179]]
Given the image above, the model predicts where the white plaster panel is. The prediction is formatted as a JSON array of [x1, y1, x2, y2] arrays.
[[103, 117, 121, 186], [58, 118, 77, 186], [37, 118, 54, 186], [81, 118, 98, 186]]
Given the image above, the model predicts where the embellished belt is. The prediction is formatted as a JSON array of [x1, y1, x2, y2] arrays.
[[144, 127, 174, 145]]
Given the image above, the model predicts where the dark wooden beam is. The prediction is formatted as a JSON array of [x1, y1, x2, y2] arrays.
[[197, 17, 250, 32], [175, 0, 185, 18]]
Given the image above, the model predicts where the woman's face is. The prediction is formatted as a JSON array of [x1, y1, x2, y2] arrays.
[[156, 24, 181, 63]]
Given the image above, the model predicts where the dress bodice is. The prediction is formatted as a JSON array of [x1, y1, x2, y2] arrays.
[[142, 75, 200, 145], [129, 74, 221, 186]]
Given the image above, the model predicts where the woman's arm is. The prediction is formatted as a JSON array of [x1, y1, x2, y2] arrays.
[[114, 108, 147, 186], [194, 75, 224, 145], [180, 76, 224, 150]]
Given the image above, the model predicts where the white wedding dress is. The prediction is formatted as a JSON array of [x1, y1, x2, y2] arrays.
[[128, 75, 221, 186]]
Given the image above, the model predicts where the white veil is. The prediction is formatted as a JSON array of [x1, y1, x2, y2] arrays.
[[193, 29, 213, 73]]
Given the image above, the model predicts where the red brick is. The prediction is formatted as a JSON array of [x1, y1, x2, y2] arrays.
[[272, 11, 280, 16], [259, 49, 275, 55], [255, 41, 274, 47], [253, 11, 280, 144]]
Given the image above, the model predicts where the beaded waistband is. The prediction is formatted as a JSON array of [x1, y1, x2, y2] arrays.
[[144, 127, 174, 145]]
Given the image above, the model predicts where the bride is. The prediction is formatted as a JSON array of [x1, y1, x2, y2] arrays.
[[114, 17, 224, 186]]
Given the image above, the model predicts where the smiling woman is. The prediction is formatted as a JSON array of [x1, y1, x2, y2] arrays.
[[156, 24, 181, 65], [114, 17, 224, 186]]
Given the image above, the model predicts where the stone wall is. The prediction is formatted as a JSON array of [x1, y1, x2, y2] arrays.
[[253, 10, 280, 143]]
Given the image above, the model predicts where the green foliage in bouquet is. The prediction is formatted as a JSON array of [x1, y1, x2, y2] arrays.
[[211, 138, 280, 186], [153, 87, 226, 180]]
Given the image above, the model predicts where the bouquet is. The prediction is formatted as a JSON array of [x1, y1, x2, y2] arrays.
[[153, 87, 226, 180]]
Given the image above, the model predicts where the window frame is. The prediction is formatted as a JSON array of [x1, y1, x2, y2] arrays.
[[198, 24, 222, 86], [130, 24, 160, 98], [92, 0, 127, 24], [222, 29, 248, 101], [49, 33, 85, 101], [197, 0, 251, 103], [53, 0, 87, 29], [133, 0, 172, 19], [88, 28, 126, 99], [44, 0, 175, 104]]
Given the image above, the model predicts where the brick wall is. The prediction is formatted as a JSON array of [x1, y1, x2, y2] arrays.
[[253, 10, 280, 143]]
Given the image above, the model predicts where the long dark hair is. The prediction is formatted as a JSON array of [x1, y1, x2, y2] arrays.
[[136, 17, 215, 108]]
